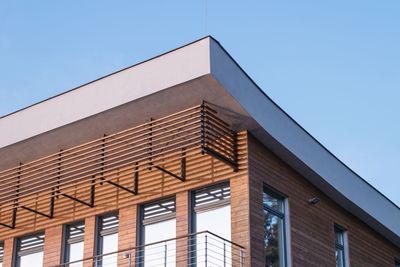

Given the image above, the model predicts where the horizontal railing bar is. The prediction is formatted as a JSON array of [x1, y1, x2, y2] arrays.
[[55, 230, 244, 267]]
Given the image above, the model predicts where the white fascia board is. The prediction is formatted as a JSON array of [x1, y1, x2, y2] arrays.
[[209, 39, 400, 244], [0, 38, 211, 148]]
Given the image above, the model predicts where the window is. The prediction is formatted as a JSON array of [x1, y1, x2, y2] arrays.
[[64, 222, 85, 267], [15, 233, 45, 267], [96, 213, 119, 267], [139, 197, 176, 266], [334, 226, 347, 267], [0, 242, 4, 267], [191, 183, 231, 266], [264, 187, 286, 267]]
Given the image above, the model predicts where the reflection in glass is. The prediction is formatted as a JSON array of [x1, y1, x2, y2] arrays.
[[144, 219, 176, 267], [0, 242, 3, 267], [100, 233, 118, 267], [263, 189, 286, 267], [19, 252, 44, 267], [334, 227, 346, 267], [97, 214, 119, 267], [69, 242, 84, 267], [263, 192, 284, 213], [17, 234, 45, 267], [195, 205, 232, 266], [64, 222, 85, 267]]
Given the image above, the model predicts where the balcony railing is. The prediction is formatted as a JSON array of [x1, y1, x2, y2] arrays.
[[0, 103, 238, 230], [56, 231, 245, 267]]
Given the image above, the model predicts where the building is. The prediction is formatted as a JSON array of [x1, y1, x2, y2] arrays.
[[0, 36, 399, 267]]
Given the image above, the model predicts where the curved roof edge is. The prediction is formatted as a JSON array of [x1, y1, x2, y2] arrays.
[[209, 37, 400, 247]]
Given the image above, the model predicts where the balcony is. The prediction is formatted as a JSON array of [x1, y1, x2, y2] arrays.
[[56, 231, 245, 267]]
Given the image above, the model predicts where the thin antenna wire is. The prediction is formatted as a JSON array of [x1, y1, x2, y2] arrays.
[[204, 0, 208, 34]]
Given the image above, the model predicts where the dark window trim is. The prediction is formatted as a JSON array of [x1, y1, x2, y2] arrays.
[[334, 224, 347, 267], [263, 184, 287, 267], [63, 221, 85, 264], [14, 232, 45, 267], [0, 241, 4, 263], [189, 181, 231, 266], [96, 211, 119, 257], [137, 196, 177, 267]]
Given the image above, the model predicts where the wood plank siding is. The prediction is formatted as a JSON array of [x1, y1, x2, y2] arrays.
[[248, 133, 400, 267], [0, 103, 399, 266]]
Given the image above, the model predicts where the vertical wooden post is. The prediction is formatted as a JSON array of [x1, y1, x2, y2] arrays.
[[118, 205, 138, 266], [2, 238, 15, 267], [83, 216, 97, 267], [43, 225, 63, 266], [176, 191, 189, 266]]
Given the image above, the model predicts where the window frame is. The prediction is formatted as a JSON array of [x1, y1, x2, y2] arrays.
[[189, 182, 231, 266], [95, 212, 119, 267], [137, 196, 177, 267], [263, 185, 288, 267], [96, 212, 119, 254], [62, 221, 85, 264], [334, 224, 349, 267], [0, 241, 4, 266], [14, 232, 45, 267]]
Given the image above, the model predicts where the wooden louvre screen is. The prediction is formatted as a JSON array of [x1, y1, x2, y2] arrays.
[[0, 102, 238, 229]]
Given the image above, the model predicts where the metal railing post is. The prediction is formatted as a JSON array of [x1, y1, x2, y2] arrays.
[[164, 242, 167, 267], [205, 234, 208, 267], [240, 248, 244, 267], [223, 242, 226, 267]]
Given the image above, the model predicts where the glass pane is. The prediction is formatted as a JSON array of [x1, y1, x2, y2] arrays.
[[144, 219, 176, 267], [195, 205, 231, 266], [19, 252, 43, 267], [335, 248, 345, 267], [335, 230, 344, 246], [263, 191, 283, 213], [101, 234, 118, 267], [264, 210, 285, 267], [69, 242, 84, 267]]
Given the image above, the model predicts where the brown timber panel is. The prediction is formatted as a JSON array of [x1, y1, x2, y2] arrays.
[[43, 225, 63, 266], [0, 103, 237, 226], [0, 103, 238, 235], [0, 130, 248, 263], [247, 134, 400, 267]]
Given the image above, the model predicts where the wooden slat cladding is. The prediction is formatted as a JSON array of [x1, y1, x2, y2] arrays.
[[247, 134, 400, 266], [0, 103, 240, 238]]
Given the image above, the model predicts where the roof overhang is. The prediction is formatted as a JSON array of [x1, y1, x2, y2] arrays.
[[0, 36, 399, 247]]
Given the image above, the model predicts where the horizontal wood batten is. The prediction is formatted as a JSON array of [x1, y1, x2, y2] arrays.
[[0, 103, 239, 232]]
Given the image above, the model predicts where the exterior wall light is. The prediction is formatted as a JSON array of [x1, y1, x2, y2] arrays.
[[308, 197, 320, 205]]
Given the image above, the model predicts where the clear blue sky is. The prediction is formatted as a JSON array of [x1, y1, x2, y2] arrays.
[[1, 1, 399, 206]]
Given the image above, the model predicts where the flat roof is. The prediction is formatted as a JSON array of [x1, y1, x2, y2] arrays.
[[0, 36, 399, 247]]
